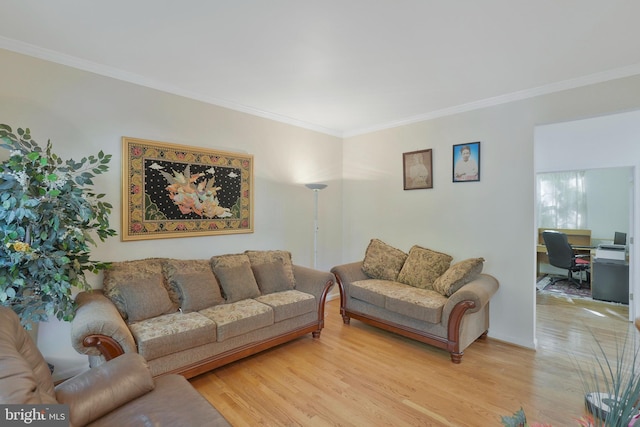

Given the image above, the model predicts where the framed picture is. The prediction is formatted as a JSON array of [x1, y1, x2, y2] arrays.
[[403, 149, 433, 190], [452, 141, 480, 182], [122, 137, 254, 241]]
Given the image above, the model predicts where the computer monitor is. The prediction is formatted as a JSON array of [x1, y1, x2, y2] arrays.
[[614, 231, 627, 245]]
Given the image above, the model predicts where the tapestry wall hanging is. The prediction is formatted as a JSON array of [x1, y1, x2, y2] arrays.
[[122, 137, 254, 241]]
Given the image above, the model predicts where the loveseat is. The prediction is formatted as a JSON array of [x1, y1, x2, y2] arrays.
[[0, 306, 230, 426], [331, 239, 499, 363], [70, 250, 334, 378]]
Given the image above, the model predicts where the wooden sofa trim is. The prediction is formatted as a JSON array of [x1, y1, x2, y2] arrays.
[[82, 279, 335, 378], [335, 273, 483, 364]]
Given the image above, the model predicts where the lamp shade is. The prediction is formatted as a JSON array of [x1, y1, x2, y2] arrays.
[[305, 183, 327, 190]]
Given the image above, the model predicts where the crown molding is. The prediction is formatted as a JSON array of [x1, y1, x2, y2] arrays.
[[3, 36, 640, 140], [0, 36, 343, 138], [342, 63, 640, 138]]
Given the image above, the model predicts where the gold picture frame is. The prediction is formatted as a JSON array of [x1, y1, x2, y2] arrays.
[[122, 137, 254, 241]]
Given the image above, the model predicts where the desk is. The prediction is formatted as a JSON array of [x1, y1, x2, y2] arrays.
[[536, 228, 592, 276]]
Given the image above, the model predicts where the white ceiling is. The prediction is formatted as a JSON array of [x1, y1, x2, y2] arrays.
[[2, 1, 640, 137]]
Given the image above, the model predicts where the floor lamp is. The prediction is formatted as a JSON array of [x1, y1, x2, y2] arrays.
[[305, 183, 327, 269]]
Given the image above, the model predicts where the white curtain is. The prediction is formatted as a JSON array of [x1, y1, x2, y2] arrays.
[[537, 171, 587, 229]]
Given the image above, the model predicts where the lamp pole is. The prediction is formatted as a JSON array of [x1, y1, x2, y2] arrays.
[[305, 183, 327, 269]]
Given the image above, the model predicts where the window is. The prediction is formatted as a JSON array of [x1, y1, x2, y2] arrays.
[[536, 171, 587, 229]]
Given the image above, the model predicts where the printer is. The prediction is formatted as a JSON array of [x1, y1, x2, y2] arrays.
[[595, 232, 627, 261], [595, 244, 626, 261]]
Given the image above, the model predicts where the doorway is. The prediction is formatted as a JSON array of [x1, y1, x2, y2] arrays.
[[535, 167, 632, 309], [533, 110, 640, 334]]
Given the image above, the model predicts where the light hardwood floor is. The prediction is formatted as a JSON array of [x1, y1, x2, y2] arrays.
[[191, 293, 632, 426]]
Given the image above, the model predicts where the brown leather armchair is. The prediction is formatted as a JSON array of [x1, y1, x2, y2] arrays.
[[0, 307, 230, 427]]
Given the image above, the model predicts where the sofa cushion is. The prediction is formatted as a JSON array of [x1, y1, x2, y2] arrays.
[[199, 299, 274, 342], [105, 277, 176, 324], [245, 250, 296, 289], [163, 259, 224, 312], [350, 279, 414, 308], [255, 290, 316, 322], [103, 258, 175, 321], [385, 288, 448, 323], [397, 245, 453, 290], [361, 239, 408, 281], [432, 258, 485, 297], [251, 260, 292, 294], [210, 254, 261, 303], [129, 311, 217, 360]]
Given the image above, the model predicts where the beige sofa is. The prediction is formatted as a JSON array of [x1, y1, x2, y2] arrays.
[[0, 306, 230, 427], [331, 239, 499, 363], [71, 250, 334, 378]]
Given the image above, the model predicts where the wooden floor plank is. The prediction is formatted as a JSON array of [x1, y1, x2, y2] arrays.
[[191, 293, 632, 426]]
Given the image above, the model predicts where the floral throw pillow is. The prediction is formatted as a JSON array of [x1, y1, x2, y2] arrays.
[[432, 258, 485, 297], [361, 239, 408, 281], [396, 245, 453, 290]]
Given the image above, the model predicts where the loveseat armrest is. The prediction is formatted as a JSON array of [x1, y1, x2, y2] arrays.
[[442, 273, 499, 324], [71, 291, 137, 361], [292, 265, 335, 300], [56, 353, 155, 427], [330, 261, 368, 292]]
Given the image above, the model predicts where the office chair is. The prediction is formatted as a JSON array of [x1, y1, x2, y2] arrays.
[[542, 230, 590, 288]]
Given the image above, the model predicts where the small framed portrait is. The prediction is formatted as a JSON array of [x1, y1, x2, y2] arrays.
[[403, 149, 433, 190], [452, 142, 480, 182]]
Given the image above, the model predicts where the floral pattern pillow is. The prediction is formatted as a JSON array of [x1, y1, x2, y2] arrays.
[[361, 239, 408, 281], [397, 245, 453, 290], [432, 258, 485, 297]]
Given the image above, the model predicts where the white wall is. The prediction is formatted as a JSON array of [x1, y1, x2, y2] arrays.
[[535, 110, 640, 322], [0, 49, 343, 379], [4, 46, 640, 371], [585, 167, 631, 243], [343, 77, 640, 348]]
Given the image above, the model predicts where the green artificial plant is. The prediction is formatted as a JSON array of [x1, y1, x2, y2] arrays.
[[0, 124, 116, 328]]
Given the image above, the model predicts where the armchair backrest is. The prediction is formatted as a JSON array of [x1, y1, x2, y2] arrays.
[[542, 230, 575, 270], [0, 307, 58, 404]]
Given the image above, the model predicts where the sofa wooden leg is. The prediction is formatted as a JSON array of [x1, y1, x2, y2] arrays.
[[312, 330, 321, 338], [342, 315, 351, 325], [478, 330, 489, 340], [450, 352, 463, 364]]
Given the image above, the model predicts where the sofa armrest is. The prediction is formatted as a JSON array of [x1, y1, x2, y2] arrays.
[[292, 265, 335, 300], [71, 291, 137, 360], [441, 273, 499, 324], [56, 353, 155, 427], [330, 261, 368, 294]]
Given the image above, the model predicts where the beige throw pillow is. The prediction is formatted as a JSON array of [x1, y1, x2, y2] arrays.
[[163, 259, 224, 312], [251, 261, 292, 294], [397, 245, 453, 290], [103, 258, 175, 321], [211, 254, 261, 303], [105, 277, 176, 323], [432, 258, 485, 297], [361, 239, 408, 281], [245, 250, 296, 288]]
